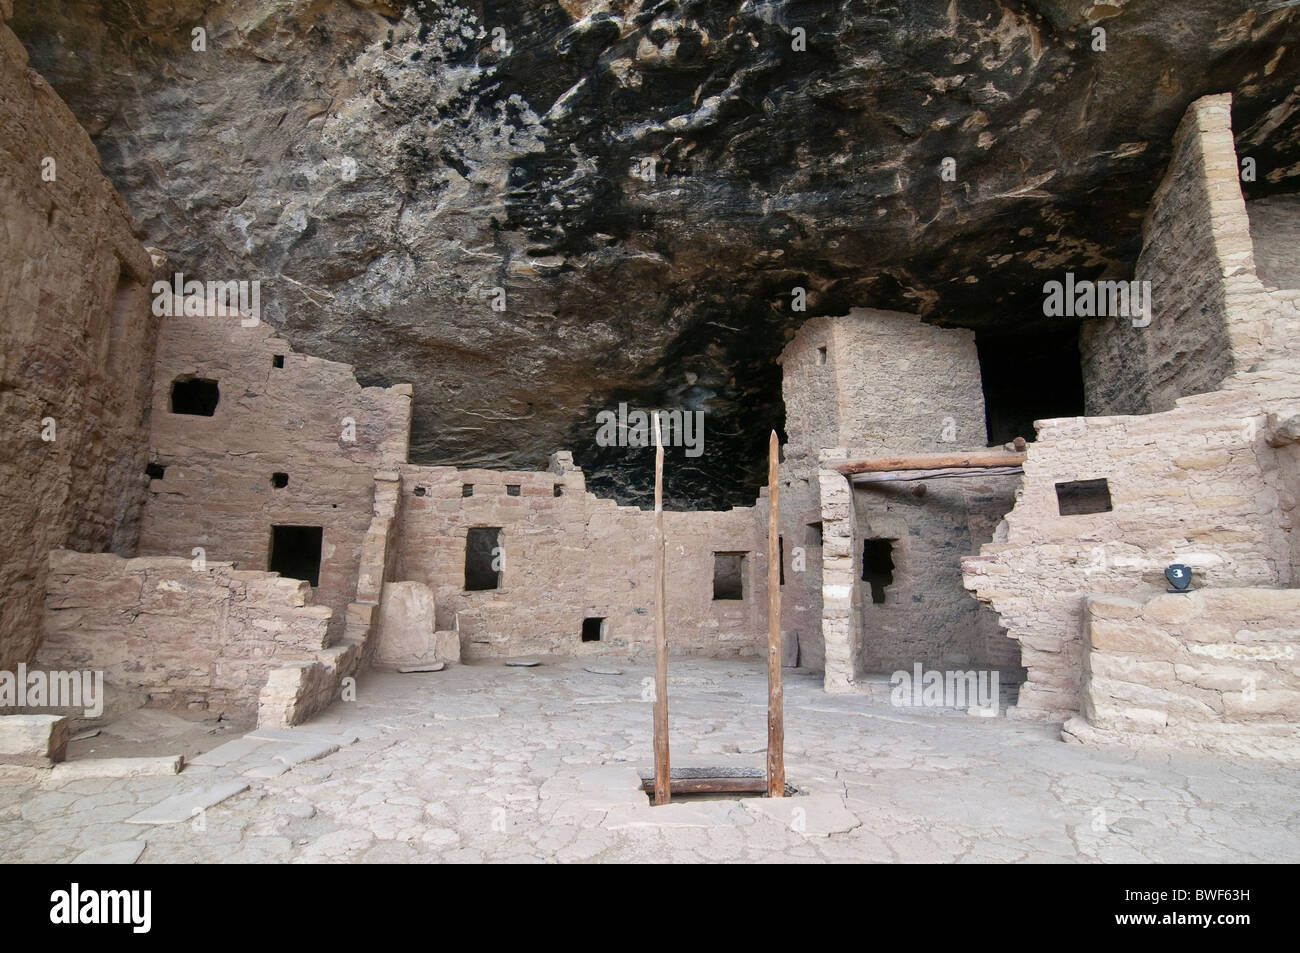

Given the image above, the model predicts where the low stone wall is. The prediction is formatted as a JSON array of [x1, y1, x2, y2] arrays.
[[393, 456, 767, 660], [40, 550, 332, 720], [1064, 590, 1300, 762]]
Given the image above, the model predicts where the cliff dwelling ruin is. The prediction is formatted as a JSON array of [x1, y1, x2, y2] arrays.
[[2, 0, 1299, 875]]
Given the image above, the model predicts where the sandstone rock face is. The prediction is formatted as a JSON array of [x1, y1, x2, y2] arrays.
[[14, 1, 1300, 507], [0, 8, 155, 672]]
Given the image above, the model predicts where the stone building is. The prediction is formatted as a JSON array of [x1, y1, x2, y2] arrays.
[[0, 0, 1296, 767]]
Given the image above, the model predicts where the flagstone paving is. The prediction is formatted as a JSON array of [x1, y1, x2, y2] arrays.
[[1, 659, 1297, 863]]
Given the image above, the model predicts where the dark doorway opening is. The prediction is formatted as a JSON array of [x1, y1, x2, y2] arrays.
[[170, 377, 220, 416], [582, 617, 605, 642], [268, 525, 323, 587], [465, 527, 501, 591], [976, 328, 1085, 445], [713, 552, 746, 601], [862, 539, 895, 605]]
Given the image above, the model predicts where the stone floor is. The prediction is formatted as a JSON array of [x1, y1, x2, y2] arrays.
[[2, 658, 1298, 863]]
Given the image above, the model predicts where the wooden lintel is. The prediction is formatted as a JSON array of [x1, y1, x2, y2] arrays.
[[851, 465, 1024, 483], [836, 452, 1027, 476]]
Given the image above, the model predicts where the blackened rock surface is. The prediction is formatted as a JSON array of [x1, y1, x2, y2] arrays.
[[15, 0, 1300, 508]]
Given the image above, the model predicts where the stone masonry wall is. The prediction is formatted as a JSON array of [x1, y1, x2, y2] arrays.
[[0, 5, 157, 671], [1081, 94, 1290, 417], [853, 475, 1022, 676], [1064, 590, 1300, 762], [137, 309, 411, 637], [963, 369, 1300, 723], [969, 93, 1300, 725], [777, 310, 994, 676], [392, 457, 767, 660], [40, 549, 333, 720]]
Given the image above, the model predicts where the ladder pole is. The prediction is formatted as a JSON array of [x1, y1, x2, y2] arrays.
[[767, 430, 785, 797], [653, 412, 670, 805]]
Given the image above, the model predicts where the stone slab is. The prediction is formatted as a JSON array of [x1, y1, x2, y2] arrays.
[[125, 781, 251, 825], [50, 756, 183, 780], [0, 714, 69, 766], [71, 841, 147, 864]]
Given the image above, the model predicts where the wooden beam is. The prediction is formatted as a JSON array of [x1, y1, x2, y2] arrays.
[[836, 452, 1026, 476], [766, 430, 785, 798], [652, 412, 670, 806], [640, 777, 769, 796], [851, 465, 1024, 484]]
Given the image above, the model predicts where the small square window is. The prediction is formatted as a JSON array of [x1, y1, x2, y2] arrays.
[[581, 617, 606, 642], [413, 486, 427, 497], [553, 484, 564, 497], [271, 472, 289, 489], [145, 462, 166, 480], [170, 377, 219, 416], [507, 484, 521, 496], [462, 484, 474, 498], [1055, 479, 1112, 516], [272, 354, 284, 368]]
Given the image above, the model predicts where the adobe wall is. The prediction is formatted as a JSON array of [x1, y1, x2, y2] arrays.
[[137, 310, 411, 636], [392, 458, 768, 660], [0, 7, 157, 671], [1065, 590, 1300, 762], [39, 550, 333, 721]]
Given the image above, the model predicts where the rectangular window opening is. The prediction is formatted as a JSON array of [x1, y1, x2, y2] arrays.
[[170, 377, 220, 416], [862, 539, 895, 605], [464, 527, 501, 591], [269, 525, 323, 588], [713, 552, 746, 601], [145, 462, 165, 480], [553, 484, 564, 497], [1055, 478, 1113, 516], [581, 617, 606, 642], [816, 345, 828, 365], [271, 472, 289, 489], [506, 484, 521, 496], [462, 484, 474, 498], [778, 536, 785, 586], [806, 522, 823, 547]]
